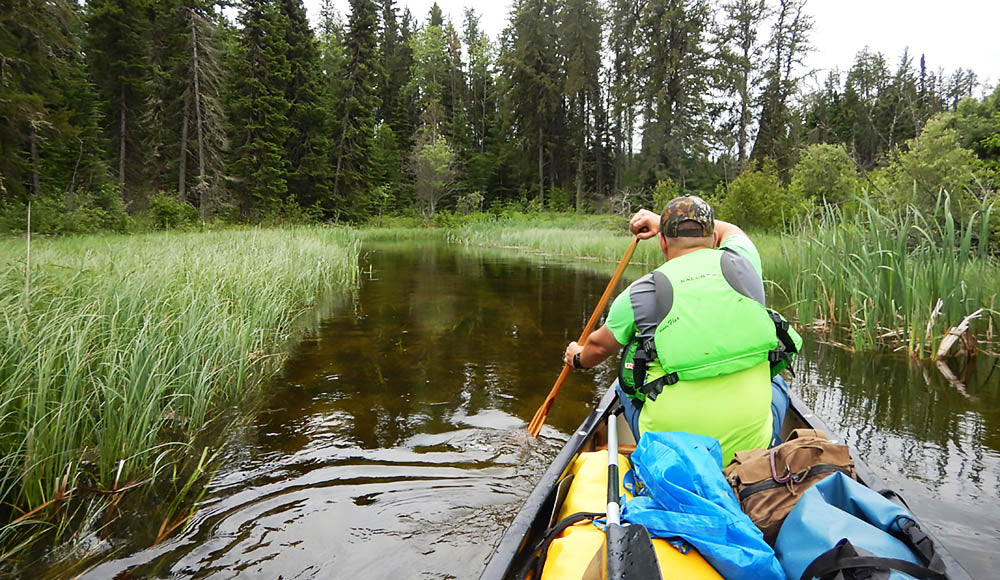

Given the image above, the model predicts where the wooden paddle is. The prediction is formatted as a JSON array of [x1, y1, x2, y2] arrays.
[[527, 236, 640, 437]]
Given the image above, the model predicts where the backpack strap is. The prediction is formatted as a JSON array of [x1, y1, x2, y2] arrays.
[[768, 309, 799, 377], [800, 538, 947, 580], [620, 271, 673, 398], [895, 518, 948, 576], [521, 511, 604, 580], [639, 372, 680, 401]]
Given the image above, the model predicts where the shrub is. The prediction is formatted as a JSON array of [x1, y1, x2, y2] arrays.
[[715, 158, 805, 231], [456, 191, 485, 215], [789, 144, 859, 208], [652, 177, 680, 211], [0, 183, 133, 235], [546, 186, 573, 212], [368, 185, 394, 217], [432, 210, 461, 228], [148, 193, 199, 230], [872, 113, 988, 222]]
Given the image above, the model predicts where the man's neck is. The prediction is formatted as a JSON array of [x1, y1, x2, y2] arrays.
[[665, 244, 712, 262]]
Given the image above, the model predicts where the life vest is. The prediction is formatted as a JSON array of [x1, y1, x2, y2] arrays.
[[617, 247, 801, 401]]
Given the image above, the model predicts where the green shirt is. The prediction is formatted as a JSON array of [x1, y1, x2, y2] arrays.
[[606, 235, 771, 464]]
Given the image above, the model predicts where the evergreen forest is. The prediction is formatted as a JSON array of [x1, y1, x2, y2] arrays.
[[1, 0, 998, 233], [3, 1, 1000, 571]]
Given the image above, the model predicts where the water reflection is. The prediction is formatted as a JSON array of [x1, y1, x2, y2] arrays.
[[79, 242, 620, 579], [795, 335, 1000, 575], [71, 241, 997, 579]]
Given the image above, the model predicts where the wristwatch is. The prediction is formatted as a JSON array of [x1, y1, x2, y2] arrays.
[[573, 352, 585, 369]]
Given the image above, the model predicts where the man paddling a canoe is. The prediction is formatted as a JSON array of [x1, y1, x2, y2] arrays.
[[563, 195, 793, 464]]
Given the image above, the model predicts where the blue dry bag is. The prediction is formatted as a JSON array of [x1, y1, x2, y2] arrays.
[[621, 431, 786, 580], [774, 472, 947, 580]]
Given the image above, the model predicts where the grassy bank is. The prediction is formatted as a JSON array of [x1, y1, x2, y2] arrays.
[[446, 206, 999, 357], [0, 227, 360, 555], [449, 212, 668, 266]]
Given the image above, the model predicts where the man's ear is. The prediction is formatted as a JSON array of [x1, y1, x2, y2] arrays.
[[659, 232, 669, 258]]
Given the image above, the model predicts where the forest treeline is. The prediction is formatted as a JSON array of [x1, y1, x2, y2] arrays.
[[1, 0, 998, 233]]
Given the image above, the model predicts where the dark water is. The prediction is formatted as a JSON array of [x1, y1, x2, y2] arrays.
[[78, 241, 997, 579]]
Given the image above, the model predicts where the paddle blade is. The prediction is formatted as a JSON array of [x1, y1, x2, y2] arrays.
[[527, 364, 572, 437], [605, 523, 664, 580]]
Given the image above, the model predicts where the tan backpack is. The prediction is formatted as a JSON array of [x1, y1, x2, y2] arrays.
[[723, 428, 856, 543]]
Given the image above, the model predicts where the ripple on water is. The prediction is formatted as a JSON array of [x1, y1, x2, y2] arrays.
[[79, 417, 565, 580]]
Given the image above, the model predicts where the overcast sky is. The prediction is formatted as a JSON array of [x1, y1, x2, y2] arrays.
[[304, 0, 999, 92]]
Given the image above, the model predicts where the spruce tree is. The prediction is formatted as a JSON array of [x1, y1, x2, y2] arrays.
[[443, 21, 472, 165], [717, 0, 767, 169], [636, 0, 714, 185], [751, 0, 812, 172], [462, 8, 500, 195], [145, 0, 187, 192], [184, 6, 229, 218], [85, 0, 152, 206], [44, 4, 111, 207], [500, 0, 564, 205], [608, 0, 641, 194], [330, 0, 381, 220], [0, 0, 108, 212], [560, 0, 603, 209], [275, 0, 332, 211], [393, 9, 419, 154], [227, 0, 293, 219], [373, 0, 413, 206], [428, 2, 444, 27], [318, 0, 347, 121]]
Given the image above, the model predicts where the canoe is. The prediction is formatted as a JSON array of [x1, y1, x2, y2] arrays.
[[480, 385, 974, 580]]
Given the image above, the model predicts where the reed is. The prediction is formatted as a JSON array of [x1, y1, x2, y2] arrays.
[[451, 204, 999, 356], [767, 196, 999, 356], [0, 227, 359, 548]]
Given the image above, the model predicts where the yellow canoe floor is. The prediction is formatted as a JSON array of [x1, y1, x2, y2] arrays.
[[540, 450, 723, 580]]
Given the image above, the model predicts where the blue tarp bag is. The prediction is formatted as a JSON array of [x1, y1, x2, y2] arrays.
[[774, 472, 947, 580], [620, 431, 786, 580]]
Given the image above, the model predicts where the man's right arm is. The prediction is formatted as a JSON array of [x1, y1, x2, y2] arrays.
[[628, 209, 661, 239], [629, 210, 750, 247], [712, 219, 748, 247]]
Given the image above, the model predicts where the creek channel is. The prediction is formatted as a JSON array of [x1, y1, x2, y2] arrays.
[[79, 240, 999, 579]]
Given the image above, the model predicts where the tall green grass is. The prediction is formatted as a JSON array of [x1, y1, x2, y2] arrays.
[[768, 196, 998, 356], [451, 203, 999, 357], [0, 227, 359, 548], [452, 215, 667, 266]]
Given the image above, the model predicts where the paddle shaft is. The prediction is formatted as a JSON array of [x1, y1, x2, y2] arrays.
[[607, 413, 620, 526], [603, 409, 664, 580], [527, 236, 640, 437]]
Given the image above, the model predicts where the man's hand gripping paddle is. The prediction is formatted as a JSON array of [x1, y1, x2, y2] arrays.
[[527, 237, 639, 437]]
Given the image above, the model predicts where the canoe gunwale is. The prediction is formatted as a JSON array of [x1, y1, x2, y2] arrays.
[[480, 385, 974, 580], [480, 387, 619, 580]]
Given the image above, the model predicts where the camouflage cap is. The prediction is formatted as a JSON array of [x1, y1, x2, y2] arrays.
[[660, 195, 714, 238]]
